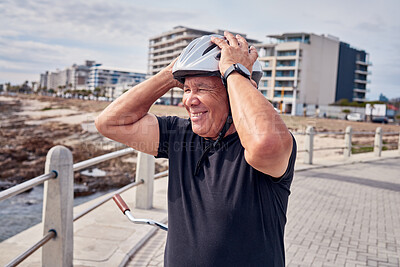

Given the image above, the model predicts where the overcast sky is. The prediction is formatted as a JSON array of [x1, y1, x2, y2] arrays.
[[0, 0, 399, 100]]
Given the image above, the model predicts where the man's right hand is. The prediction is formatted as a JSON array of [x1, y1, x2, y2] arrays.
[[164, 58, 184, 89], [95, 58, 183, 156]]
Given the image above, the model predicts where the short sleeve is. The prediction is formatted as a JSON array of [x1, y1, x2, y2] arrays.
[[269, 133, 297, 184], [155, 116, 178, 158]]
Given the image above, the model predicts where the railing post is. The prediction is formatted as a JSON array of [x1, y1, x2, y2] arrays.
[[374, 127, 382, 157], [398, 132, 400, 155], [344, 126, 352, 158], [135, 152, 155, 210], [42, 145, 74, 267], [304, 126, 314, 164]]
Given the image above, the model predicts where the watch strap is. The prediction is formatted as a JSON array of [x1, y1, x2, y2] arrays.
[[222, 63, 251, 89]]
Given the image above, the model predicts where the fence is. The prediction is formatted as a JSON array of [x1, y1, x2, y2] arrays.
[[0, 126, 399, 266], [297, 126, 400, 164], [0, 146, 167, 267]]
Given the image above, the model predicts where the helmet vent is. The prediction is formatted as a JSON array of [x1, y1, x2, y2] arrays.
[[202, 43, 217, 56]]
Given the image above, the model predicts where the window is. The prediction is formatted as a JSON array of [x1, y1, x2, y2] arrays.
[[357, 65, 368, 71], [275, 80, 294, 87], [354, 83, 366, 89], [274, 90, 294, 98], [277, 50, 296, 57], [263, 71, 272, 77], [277, 60, 296, 67], [287, 37, 302, 42], [355, 74, 367, 81], [263, 81, 268, 87], [276, 70, 295, 77], [264, 61, 270, 67]]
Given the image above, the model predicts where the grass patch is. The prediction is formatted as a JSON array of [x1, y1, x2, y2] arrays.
[[352, 145, 389, 154], [41, 106, 52, 111], [352, 146, 373, 154]]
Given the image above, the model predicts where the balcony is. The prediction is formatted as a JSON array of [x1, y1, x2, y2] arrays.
[[353, 97, 366, 102], [150, 34, 199, 48], [151, 50, 181, 61], [354, 79, 369, 84], [275, 66, 297, 71], [275, 76, 296, 81], [276, 55, 298, 60], [262, 66, 273, 70], [151, 41, 189, 54], [355, 70, 371, 75], [356, 60, 372, 66], [353, 88, 367, 93]]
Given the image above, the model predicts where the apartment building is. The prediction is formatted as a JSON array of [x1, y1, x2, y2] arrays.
[[256, 33, 371, 115], [336, 42, 371, 103], [87, 65, 146, 98], [148, 26, 260, 105]]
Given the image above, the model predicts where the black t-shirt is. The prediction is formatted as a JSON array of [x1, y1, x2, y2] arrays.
[[156, 116, 297, 267]]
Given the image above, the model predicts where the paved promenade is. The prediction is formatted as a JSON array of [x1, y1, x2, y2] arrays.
[[0, 150, 399, 266], [125, 153, 400, 267]]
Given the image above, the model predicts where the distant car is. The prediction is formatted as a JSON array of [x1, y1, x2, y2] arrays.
[[372, 116, 388, 124], [346, 113, 364, 122], [155, 99, 165, 105]]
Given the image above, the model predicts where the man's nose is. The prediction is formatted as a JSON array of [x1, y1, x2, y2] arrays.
[[186, 92, 200, 106]]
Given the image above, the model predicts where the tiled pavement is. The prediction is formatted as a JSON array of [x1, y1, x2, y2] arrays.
[[127, 158, 400, 267], [126, 230, 166, 267], [285, 158, 400, 267]]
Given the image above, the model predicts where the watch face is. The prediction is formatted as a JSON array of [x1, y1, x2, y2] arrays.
[[236, 63, 251, 77]]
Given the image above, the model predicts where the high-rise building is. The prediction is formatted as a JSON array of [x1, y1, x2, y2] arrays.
[[335, 42, 371, 103], [256, 33, 371, 115], [148, 26, 260, 105]]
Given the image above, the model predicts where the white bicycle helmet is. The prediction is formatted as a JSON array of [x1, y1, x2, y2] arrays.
[[172, 34, 262, 87]]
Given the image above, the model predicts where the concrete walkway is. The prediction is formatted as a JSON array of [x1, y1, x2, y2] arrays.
[[0, 150, 399, 266]]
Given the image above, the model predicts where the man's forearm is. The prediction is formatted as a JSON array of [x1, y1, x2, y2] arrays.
[[226, 73, 291, 152]]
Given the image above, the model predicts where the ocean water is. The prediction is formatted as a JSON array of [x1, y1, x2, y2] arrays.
[[0, 185, 112, 242]]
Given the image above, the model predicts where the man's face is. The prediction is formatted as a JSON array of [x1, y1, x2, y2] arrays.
[[182, 76, 229, 139]]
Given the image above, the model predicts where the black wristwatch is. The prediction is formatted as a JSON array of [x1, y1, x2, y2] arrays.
[[222, 63, 251, 88]]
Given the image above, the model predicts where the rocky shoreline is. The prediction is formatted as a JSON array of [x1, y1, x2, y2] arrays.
[[0, 95, 167, 196]]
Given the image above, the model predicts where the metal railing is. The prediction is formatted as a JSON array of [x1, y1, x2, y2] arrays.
[[296, 126, 400, 164], [0, 145, 165, 267]]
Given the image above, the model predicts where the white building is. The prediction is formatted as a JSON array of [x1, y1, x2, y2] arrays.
[[40, 60, 96, 91], [87, 65, 146, 99]]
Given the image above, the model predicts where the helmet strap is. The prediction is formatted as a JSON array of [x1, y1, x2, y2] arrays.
[[194, 113, 233, 176]]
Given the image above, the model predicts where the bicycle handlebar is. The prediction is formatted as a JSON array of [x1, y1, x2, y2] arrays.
[[113, 194, 130, 214], [112, 194, 168, 231]]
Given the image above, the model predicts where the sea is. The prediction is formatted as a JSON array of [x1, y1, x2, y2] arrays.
[[0, 185, 113, 242]]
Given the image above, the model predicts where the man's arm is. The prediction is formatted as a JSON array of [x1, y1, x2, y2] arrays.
[[211, 32, 293, 178], [95, 60, 182, 156]]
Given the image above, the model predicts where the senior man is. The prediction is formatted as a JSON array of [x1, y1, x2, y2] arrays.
[[96, 31, 296, 267]]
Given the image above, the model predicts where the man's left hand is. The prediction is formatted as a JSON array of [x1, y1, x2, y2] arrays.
[[211, 31, 258, 76]]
